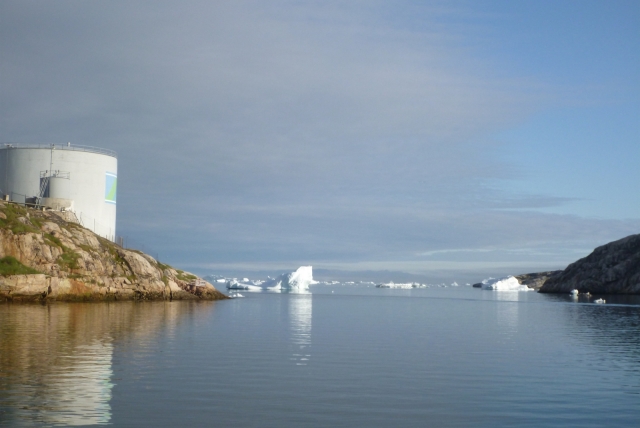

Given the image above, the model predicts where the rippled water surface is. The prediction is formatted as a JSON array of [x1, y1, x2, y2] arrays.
[[1, 286, 639, 427]]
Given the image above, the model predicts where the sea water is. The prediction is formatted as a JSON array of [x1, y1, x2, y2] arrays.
[[1, 285, 639, 427]]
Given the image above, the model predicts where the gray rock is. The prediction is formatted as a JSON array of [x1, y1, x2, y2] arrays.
[[515, 271, 562, 290], [539, 234, 640, 294]]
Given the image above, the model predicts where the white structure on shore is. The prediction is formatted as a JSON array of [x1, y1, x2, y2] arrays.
[[0, 143, 118, 241]]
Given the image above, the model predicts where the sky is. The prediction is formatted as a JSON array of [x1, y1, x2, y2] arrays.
[[1, 0, 638, 283]]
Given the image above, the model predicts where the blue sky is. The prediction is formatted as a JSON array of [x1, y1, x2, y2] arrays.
[[1, 0, 638, 282]]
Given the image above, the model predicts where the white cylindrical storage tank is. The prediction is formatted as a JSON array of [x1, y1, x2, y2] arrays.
[[48, 176, 71, 199], [0, 144, 118, 241]]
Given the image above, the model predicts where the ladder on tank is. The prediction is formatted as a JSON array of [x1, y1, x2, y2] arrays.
[[35, 171, 50, 209]]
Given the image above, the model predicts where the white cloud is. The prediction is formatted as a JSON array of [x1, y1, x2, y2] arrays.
[[1, 1, 637, 277]]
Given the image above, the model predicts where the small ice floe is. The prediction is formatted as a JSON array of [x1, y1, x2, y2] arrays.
[[594, 298, 606, 304], [229, 292, 244, 298], [375, 282, 424, 289], [570, 289, 579, 296]]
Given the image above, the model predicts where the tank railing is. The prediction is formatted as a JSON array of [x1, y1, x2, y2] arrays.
[[1, 193, 118, 243], [1, 143, 117, 158], [40, 171, 70, 179]]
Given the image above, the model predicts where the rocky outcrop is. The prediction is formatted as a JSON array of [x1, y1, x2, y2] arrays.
[[471, 271, 562, 290], [539, 234, 640, 294], [515, 271, 562, 290], [0, 202, 227, 302]]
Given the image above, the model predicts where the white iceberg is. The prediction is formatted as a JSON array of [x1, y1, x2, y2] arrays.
[[481, 276, 531, 291], [226, 279, 263, 291], [375, 282, 425, 289], [264, 266, 317, 292]]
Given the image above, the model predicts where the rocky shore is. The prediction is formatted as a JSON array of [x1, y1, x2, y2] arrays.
[[473, 234, 640, 294], [539, 234, 640, 294], [0, 202, 227, 302]]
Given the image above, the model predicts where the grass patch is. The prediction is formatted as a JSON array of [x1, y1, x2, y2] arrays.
[[157, 261, 172, 271], [0, 256, 40, 275], [57, 251, 80, 271], [0, 204, 40, 234], [44, 233, 63, 248], [30, 217, 43, 229], [42, 232, 81, 272], [78, 243, 94, 253], [176, 271, 197, 281]]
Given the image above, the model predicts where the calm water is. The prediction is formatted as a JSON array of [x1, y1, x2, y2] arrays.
[[1, 285, 639, 427]]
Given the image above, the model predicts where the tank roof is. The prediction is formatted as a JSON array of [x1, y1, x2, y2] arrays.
[[1, 143, 117, 158]]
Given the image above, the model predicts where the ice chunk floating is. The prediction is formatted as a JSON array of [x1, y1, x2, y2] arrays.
[[226, 279, 263, 291], [263, 266, 317, 292], [481, 276, 531, 291]]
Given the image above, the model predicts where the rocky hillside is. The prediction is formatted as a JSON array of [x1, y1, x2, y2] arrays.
[[514, 271, 563, 290], [0, 202, 227, 302], [539, 234, 640, 294]]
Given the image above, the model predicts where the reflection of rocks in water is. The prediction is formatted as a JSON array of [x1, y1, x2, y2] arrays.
[[289, 294, 312, 366], [0, 301, 217, 425]]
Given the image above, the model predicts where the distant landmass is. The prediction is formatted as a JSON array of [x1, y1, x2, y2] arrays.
[[474, 234, 640, 294], [538, 233, 640, 294], [0, 202, 227, 302]]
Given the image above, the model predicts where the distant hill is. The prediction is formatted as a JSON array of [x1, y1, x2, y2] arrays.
[[0, 202, 227, 302], [539, 234, 640, 294]]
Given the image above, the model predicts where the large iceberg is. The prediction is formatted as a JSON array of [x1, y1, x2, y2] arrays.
[[481, 276, 531, 291], [264, 266, 317, 292]]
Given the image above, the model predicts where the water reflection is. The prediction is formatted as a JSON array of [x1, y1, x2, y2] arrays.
[[289, 292, 312, 366], [494, 292, 521, 342], [0, 301, 216, 426]]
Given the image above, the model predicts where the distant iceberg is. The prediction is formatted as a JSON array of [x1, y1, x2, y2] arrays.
[[375, 282, 426, 289], [226, 279, 263, 291], [481, 276, 531, 291], [264, 266, 317, 292]]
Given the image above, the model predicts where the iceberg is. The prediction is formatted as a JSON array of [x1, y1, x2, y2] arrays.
[[226, 279, 263, 291], [481, 276, 531, 291], [375, 282, 426, 289], [264, 266, 317, 292]]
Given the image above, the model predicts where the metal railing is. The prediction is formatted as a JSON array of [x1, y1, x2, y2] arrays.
[[1, 143, 117, 158]]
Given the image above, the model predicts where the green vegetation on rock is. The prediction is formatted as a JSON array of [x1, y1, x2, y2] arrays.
[[0, 203, 227, 301], [0, 256, 40, 275], [175, 269, 197, 281], [0, 204, 40, 235]]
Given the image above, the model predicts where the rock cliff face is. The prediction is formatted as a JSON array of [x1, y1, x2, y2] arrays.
[[0, 202, 227, 302], [515, 271, 562, 290], [539, 234, 640, 294]]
